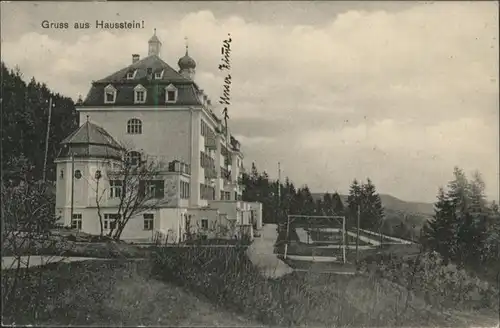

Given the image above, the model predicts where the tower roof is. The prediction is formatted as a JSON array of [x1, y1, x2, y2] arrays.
[[149, 28, 161, 44], [178, 38, 196, 70], [58, 120, 123, 159]]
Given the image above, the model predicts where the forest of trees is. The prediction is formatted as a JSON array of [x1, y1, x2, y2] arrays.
[[1, 62, 78, 184], [241, 162, 386, 232], [421, 167, 500, 272]]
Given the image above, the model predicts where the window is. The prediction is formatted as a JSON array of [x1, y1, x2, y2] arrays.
[[126, 151, 142, 166], [60, 169, 64, 179], [201, 219, 208, 230], [165, 84, 178, 103], [143, 180, 164, 199], [144, 214, 154, 230], [104, 214, 119, 230], [181, 181, 190, 199], [134, 85, 147, 104], [200, 183, 215, 200], [71, 214, 82, 230], [104, 84, 117, 104], [167, 91, 176, 102], [109, 180, 122, 198], [127, 70, 136, 80], [127, 118, 142, 134], [154, 70, 163, 79], [136, 91, 145, 102]]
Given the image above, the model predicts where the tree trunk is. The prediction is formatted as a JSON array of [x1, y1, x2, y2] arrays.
[[95, 179, 104, 237]]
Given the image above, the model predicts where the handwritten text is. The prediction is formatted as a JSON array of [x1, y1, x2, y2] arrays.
[[219, 34, 232, 113]]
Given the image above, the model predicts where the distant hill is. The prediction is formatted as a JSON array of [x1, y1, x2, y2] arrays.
[[311, 193, 434, 217]]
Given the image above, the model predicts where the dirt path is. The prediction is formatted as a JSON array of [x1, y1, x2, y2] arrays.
[[246, 224, 293, 278]]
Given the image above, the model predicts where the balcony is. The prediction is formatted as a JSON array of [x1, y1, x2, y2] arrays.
[[168, 160, 191, 175], [205, 166, 217, 179], [200, 151, 215, 169], [220, 166, 230, 180], [230, 136, 241, 152], [204, 130, 217, 150]]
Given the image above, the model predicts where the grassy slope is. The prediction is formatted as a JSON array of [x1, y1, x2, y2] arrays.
[[2, 259, 259, 327]]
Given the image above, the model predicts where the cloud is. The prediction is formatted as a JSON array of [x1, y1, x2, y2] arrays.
[[1, 1, 498, 202]]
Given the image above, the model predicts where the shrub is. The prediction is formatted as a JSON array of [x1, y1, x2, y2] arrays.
[[150, 245, 444, 327], [151, 245, 308, 325], [360, 250, 499, 312]]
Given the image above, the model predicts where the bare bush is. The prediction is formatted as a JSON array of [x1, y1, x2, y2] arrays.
[[1, 179, 73, 319]]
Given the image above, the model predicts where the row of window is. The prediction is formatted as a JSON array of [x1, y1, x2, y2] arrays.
[[182, 214, 209, 230], [104, 84, 178, 104], [71, 213, 154, 231], [126, 69, 164, 80], [109, 179, 164, 199], [180, 181, 190, 199]]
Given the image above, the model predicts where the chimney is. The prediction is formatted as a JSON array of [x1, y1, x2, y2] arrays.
[[132, 54, 140, 63]]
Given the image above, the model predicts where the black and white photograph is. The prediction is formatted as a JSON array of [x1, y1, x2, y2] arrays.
[[1, 1, 499, 326]]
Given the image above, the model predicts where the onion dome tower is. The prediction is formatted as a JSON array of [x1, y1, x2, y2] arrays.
[[178, 37, 196, 80]]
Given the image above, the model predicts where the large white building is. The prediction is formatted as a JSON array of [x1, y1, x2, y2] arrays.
[[54, 30, 263, 243]]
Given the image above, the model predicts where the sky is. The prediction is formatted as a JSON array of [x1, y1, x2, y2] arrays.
[[1, 1, 498, 203]]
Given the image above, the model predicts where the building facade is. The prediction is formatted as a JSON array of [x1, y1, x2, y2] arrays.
[[54, 31, 262, 243]]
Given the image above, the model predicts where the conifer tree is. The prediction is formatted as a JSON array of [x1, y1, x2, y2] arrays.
[[360, 178, 384, 230], [331, 192, 344, 215], [346, 179, 362, 227], [422, 187, 458, 263]]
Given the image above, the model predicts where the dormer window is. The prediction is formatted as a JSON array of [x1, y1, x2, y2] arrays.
[[134, 84, 147, 104], [154, 70, 164, 80], [165, 84, 178, 103], [104, 84, 117, 104], [126, 70, 136, 80]]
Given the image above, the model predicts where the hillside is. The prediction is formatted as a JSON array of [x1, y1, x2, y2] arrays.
[[3, 259, 258, 326], [311, 193, 434, 216]]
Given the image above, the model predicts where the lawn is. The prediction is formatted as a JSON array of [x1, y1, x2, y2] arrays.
[[275, 241, 345, 257], [1, 259, 259, 326], [307, 230, 372, 246]]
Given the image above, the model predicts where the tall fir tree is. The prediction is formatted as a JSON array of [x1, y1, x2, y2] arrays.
[[322, 192, 334, 216], [360, 178, 384, 230], [331, 192, 345, 215], [422, 187, 458, 263], [346, 179, 362, 227]]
